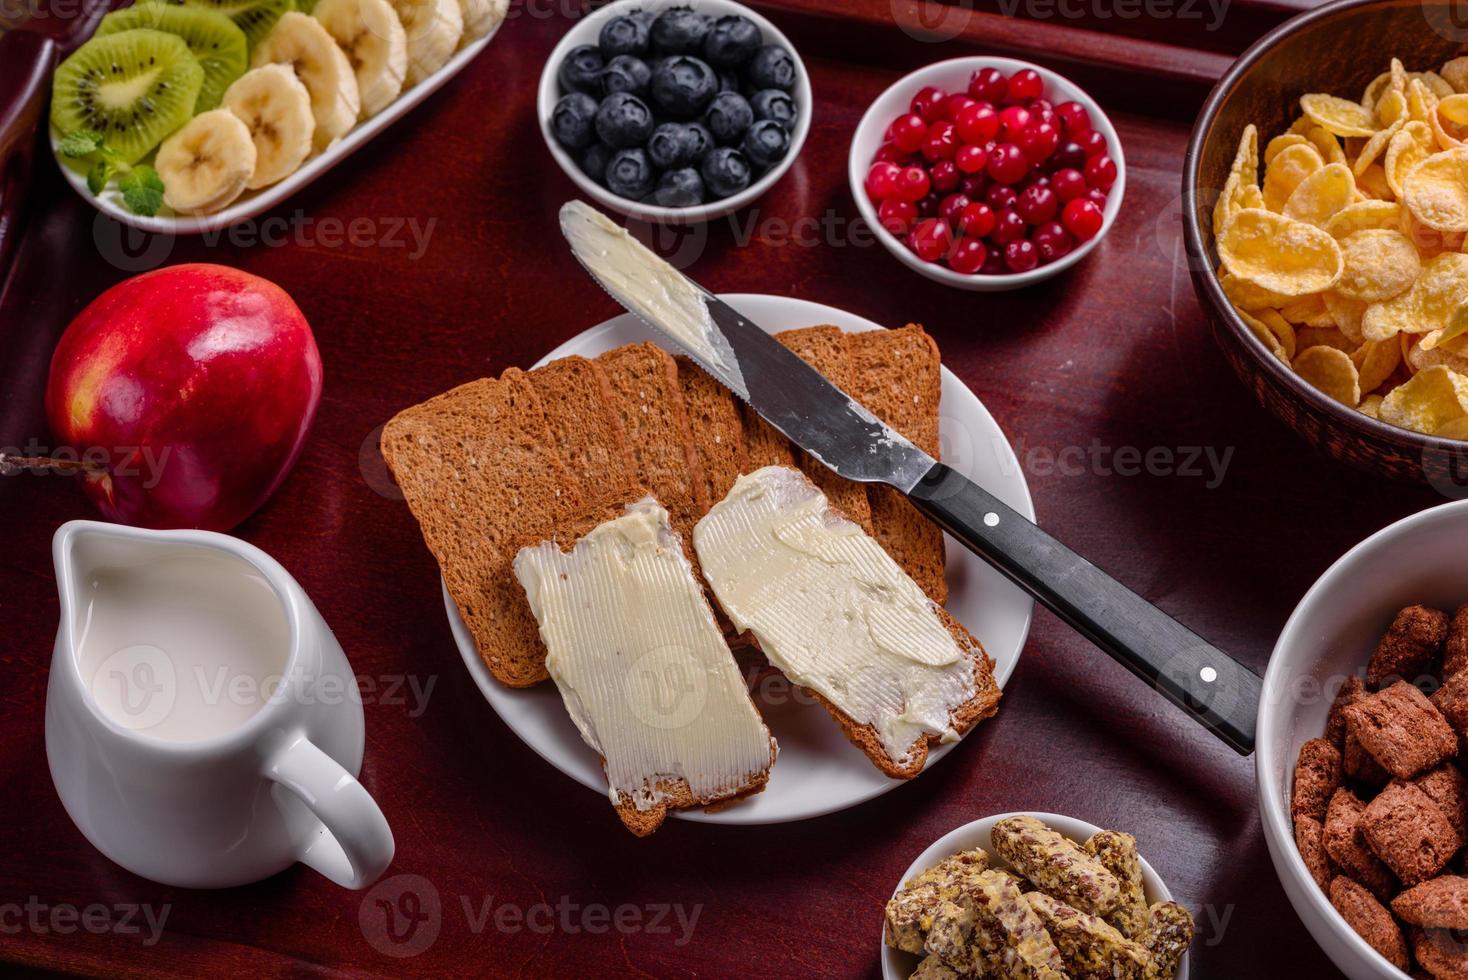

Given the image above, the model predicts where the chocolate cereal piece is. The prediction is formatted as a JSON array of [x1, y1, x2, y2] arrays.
[[1084, 830, 1150, 939], [1345, 731, 1393, 789], [1294, 814, 1336, 891], [1331, 876, 1411, 971], [1327, 676, 1367, 747], [1368, 606, 1449, 688], [910, 954, 961, 980], [1292, 738, 1344, 821], [884, 849, 993, 954], [1446, 605, 1468, 679], [1362, 781, 1459, 886], [1138, 900, 1194, 980], [921, 899, 975, 971], [1394, 876, 1468, 929], [1432, 672, 1468, 757], [1026, 891, 1149, 979], [966, 869, 1068, 979], [1413, 926, 1468, 979], [992, 815, 1123, 917], [1344, 681, 1458, 779], [1416, 765, 1468, 847], [1324, 788, 1398, 901]]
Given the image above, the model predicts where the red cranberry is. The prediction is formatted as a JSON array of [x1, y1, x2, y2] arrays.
[[1029, 97, 1054, 115], [930, 159, 961, 192], [878, 197, 918, 236], [999, 105, 1031, 142], [909, 218, 952, 262], [992, 207, 1027, 244], [942, 93, 975, 122], [968, 67, 1007, 103], [960, 174, 988, 199], [910, 85, 947, 121], [1015, 183, 1057, 224], [1062, 197, 1103, 240], [1007, 69, 1043, 103], [1033, 221, 1073, 262], [985, 183, 1018, 210], [986, 143, 1029, 184], [1078, 129, 1108, 157], [915, 191, 941, 217], [955, 143, 989, 175], [947, 236, 988, 274], [891, 114, 928, 154], [1051, 167, 1087, 202], [1055, 100, 1091, 136], [1005, 238, 1039, 272], [865, 161, 901, 201], [895, 165, 931, 202], [922, 121, 957, 162], [1085, 187, 1108, 207], [958, 201, 995, 237], [1017, 121, 1060, 163], [1052, 141, 1087, 171], [874, 142, 914, 166], [1030, 107, 1058, 132], [1084, 154, 1118, 190], [980, 250, 1009, 275], [955, 103, 1000, 144], [939, 192, 971, 226]]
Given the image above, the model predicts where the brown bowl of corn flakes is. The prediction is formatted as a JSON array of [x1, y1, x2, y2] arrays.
[[1184, 0, 1468, 485]]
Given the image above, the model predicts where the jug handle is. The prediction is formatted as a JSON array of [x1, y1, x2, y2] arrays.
[[265, 734, 395, 890]]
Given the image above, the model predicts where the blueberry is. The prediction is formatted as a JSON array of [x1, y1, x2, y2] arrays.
[[606, 148, 654, 199], [580, 142, 613, 183], [598, 14, 649, 58], [649, 55, 717, 119], [750, 88, 795, 126], [704, 91, 753, 145], [595, 91, 654, 149], [718, 70, 740, 93], [656, 167, 705, 207], [649, 6, 711, 55], [601, 54, 650, 97], [742, 119, 789, 169], [558, 44, 604, 94], [551, 92, 599, 150], [746, 44, 795, 91], [684, 121, 713, 161], [647, 122, 693, 170], [700, 146, 750, 199], [702, 15, 761, 68]]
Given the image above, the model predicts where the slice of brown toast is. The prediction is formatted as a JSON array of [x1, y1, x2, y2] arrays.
[[846, 324, 948, 604], [740, 403, 796, 471], [675, 355, 749, 504], [596, 343, 710, 542], [773, 326, 876, 533], [380, 368, 586, 688], [527, 355, 640, 508]]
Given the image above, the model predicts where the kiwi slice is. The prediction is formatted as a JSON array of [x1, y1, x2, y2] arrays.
[[161, 0, 295, 52], [96, 4, 247, 112], [51, 29, 205, 165]]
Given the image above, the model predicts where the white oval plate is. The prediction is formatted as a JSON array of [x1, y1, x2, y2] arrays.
[[50, 19, 504, 235], [444, 294, 1035, 824], [881, 812, 1189, 980]]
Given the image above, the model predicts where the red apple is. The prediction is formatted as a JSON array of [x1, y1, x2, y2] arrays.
[[43, 263, 322, 531]]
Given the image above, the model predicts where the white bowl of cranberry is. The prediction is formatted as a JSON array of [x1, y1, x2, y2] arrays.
[[539, 0, 811, 225], [849, 57, 1125, 291]]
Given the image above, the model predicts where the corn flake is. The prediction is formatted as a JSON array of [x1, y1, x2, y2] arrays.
[[1301, 93, 1379, 138], [1219, 208, 1344, 296], [1403, 147, 1468, 232], [1379, 365, 1468, 433], [1294, 345, 1362, 405]]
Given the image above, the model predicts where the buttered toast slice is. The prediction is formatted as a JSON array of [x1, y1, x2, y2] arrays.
[[381, 369, 587, 688], [515, 498, 777, 836], [693, 465, 1000, 778]]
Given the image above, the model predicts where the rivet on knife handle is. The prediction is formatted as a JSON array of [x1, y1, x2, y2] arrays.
[[909, 462, 1261, 755]]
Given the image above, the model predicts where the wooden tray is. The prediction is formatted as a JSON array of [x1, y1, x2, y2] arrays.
[[0, 1, 1424, 975]]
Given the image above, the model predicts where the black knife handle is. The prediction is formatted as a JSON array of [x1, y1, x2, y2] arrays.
[[909, 462, 1260, 755]]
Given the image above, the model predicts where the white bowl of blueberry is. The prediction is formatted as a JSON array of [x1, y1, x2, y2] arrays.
[[539, 0, 811, 223]]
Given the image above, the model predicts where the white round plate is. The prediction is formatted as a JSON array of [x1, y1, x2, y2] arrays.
[[444, 294, 1035, 824], [881, 812, 1189, 980]]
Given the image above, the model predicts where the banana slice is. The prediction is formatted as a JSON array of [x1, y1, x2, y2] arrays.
[[155, 109, 257, 215], [222, 65, 315, 189], [390, 0, 462, 87], [458, 0, 505, 42], [313, 0, 407, 118], [253, 11, 361, 151]]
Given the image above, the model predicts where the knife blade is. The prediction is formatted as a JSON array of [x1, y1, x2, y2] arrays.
[[559, 200, 1262, 756]]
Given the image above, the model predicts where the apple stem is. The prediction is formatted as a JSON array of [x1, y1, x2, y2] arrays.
[[0, 454, 106, 477]]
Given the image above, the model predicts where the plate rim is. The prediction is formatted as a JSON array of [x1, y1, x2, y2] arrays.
[[445, 293, 1036, 825]]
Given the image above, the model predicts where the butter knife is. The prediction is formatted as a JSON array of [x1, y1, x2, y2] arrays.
[[559, 201, 1261, 755]]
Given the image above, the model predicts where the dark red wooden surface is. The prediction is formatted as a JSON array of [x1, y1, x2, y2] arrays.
[[0, 1, 1448, 976]]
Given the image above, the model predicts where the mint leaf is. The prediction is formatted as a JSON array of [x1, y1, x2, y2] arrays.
[[86, 159, 115, 195], [119, 166, 164, 217], [58, 129, 105, 158]]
